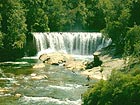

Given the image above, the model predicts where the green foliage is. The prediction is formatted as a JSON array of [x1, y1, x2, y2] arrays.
[[130, 0, 140, 26], [46, 0, 67, 31], [124, 25, 140, 56], [98, 0, 132, 54], [1, 0, 27, 49], [82, 71, 140, 105], [22, 0, 49, 32], [0, 0, 140, 60], [85, 0, 105, 31], [47, 0, 87, 31], [129, 64, 140, 76], [0, 0, 27, 61]]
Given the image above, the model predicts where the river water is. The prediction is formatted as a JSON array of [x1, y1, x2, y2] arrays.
[[0, 58, 96, 105]]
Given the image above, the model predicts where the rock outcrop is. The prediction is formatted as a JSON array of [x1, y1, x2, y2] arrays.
[[33, 63, 45, 69], [65, 60, 86, 71], [39, 52, 74, 65], [81, 55, 125, 80], [34, 52, 87, 70], [30, 73, 48, 80], [33, 52, 125, 80]]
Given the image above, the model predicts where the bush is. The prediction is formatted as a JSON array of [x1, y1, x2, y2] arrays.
[[82, 71, 140, 105], [124, 25, 140, 56]]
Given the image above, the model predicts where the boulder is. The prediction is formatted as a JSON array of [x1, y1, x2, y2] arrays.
[[33, 63, 45, 69], [0, 88, 10, 94], [65, 60, 86, 71], [15, 93, 22, 98], [39, 52, 74, 65], [30, 73, 48, 80]]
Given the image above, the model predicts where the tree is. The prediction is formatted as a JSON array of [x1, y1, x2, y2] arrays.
[[46, 0, 67, 31], [1, 0, 27, 49], [124, 25, 140, 56], [82, 71, 140, 105], [98, 0, 132, 54], [46, 0, 87, 32], [0, 0, 27, 61], [130, 0, 140, 26], [85, 0, 105, 31], [23, 0, 49, 32]]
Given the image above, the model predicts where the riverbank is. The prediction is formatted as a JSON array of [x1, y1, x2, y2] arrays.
[[34, 51, 125, 80], [81, 54, 125, 80]]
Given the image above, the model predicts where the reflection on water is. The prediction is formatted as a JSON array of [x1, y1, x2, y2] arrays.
[[0, 58, 96, 105]]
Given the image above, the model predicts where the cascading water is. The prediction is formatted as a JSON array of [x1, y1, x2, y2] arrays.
[[0, 32, 111, 105], [33, 32, 111, 55]]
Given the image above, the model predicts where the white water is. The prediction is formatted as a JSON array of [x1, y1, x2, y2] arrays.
[[48, 84, 82, 91], [33, 32, 111, 55], [22, 96, 82, 105]]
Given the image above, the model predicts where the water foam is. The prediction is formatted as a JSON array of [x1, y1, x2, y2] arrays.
[[21, 96, 82, 105], [0, 61, 28, 65], [48, 84, 82, 91], [33, 32, 111, 55]]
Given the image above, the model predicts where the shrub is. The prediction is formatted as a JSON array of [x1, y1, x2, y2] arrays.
[[82, 71, 140, 105]]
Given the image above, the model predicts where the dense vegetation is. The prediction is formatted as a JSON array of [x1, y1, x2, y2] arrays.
[[0, 0, 140, 61], [82, 70, 140, 105], [0, 0, 140, 104], [81, 0, 140, 105]]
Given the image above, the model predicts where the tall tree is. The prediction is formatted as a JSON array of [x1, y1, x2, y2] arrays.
[[65, 0, 87, 31], [46, 0, 87, 31], [0, 0, 27, 61], [130, 0, 140, 26], [1, 0, 27, 49], [85, 0, 105, 31], [46, 0, 67, 31], [98, 0, 132, 54], [23, 0, 49, 32]]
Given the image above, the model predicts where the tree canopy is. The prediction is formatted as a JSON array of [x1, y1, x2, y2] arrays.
[[0, 0, 140, 59]]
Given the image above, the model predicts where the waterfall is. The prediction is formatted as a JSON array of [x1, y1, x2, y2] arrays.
[[33, 32, 111, 55]]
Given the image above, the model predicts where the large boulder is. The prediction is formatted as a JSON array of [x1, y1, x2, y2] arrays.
[[65, 60, 86, 71], [38, 52, 88, 70], [39, 52, 74, 65]]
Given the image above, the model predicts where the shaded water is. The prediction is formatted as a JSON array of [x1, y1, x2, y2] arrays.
[[0, 58, 95, 105]]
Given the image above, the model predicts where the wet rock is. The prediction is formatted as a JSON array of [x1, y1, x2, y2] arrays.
[[31, 73, 37, 77], [31, 74, 48, 80], [0, 88, 10, 94], [15, 93, 22, 98], [85, 52, 102, 69], [39, 54, 50, 61], [38, 52, 87, 71], [0, 78, 13, 83], [33, 63, 45, 69], [65, 60, 86, 71], [81, 55, 125, 80], [39, 52, 74, 65]]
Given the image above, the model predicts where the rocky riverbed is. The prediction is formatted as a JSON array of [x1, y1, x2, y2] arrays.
[[33, 52, 125, 80], [0, 58, 90, 105]]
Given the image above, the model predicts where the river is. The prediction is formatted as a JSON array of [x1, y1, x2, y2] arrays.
[[0, 57, 96, 105]]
